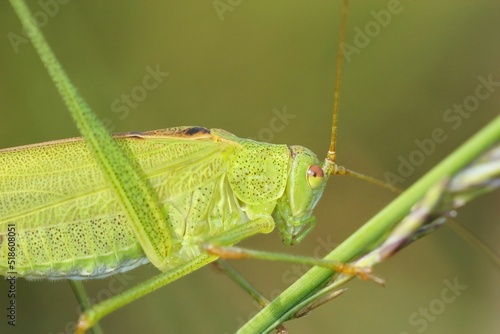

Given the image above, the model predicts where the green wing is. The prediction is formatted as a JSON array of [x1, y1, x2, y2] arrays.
[[0, 127, 237, 277]]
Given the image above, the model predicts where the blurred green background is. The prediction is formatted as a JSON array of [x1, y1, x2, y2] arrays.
[[0, 1, 499, 333]]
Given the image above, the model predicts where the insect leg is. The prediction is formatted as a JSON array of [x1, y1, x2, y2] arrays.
[[214, 259, 270, 308], [205, 245, 377, 282], [213, 260, 289, 334], [197, 216, 377, 282], [75, 253, 216, 334], [70, 281, 104, 334]]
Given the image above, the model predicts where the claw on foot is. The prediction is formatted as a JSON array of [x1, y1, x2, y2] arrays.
[[335, 264, 385, 285]]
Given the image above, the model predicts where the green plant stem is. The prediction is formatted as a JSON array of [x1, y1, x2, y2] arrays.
[[9, 0, 170, 332], [9, 0, 171, 273], [238, 114, 500, 333]]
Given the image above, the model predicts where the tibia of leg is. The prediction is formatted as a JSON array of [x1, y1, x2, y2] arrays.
[[214, 260, 270, 308], [75, 254, 215, 334], [204, 244, 382, 283], [213, 260, 289, 334]]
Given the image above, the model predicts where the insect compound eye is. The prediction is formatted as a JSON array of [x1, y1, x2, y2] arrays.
[[306, 165, 324, 189]]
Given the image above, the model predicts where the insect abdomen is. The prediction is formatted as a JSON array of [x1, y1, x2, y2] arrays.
[[0, 215, 147, 279]]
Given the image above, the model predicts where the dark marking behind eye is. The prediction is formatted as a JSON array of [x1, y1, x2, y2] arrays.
[[117, 131, 145, 140], [185, 127, 210, 136]]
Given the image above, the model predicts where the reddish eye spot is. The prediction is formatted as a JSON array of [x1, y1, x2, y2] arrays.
[[307, 165, 324, 188], [307, 165, 323, 178]]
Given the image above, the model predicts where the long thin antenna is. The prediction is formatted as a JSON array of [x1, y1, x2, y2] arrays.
[[335, 166, 403, 193], [324, 0, 348, 173], [321, 1, 401, 194]]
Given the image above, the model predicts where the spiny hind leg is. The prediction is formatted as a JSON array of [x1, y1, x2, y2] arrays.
[[75, 254, 216, 334], [76, 217, 274, 333]]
